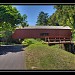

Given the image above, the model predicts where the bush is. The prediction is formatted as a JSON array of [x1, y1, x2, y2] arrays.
[[22, 39, 37, 46], [22, 38, 45, 46]]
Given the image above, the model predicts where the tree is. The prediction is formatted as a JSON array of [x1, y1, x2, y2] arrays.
[[48, 12, 58, 26], [48, 5, 75, 31], [36, 11, 49, 26], [0, 5, 27, 45], [0, 5, 23, 28], [21, 14, 29, 28]]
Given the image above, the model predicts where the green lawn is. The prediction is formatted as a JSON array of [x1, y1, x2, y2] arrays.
[[24, 42, 75, 70]]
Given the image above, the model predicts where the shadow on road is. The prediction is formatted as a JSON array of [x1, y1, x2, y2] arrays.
[[0, 45, 25, 55]]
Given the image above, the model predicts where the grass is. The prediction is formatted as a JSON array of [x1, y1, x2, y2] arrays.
[[24, 42, 75, 70]]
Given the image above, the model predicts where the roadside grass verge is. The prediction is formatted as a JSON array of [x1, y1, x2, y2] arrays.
[[24, 42, 75, 70]]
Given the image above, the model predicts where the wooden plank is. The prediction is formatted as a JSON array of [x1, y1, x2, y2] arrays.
[[48, 37, 50, 42], [45, 36, 71, 39], [45, 36, 71, 41], [44, 36, 72, 45], [44, 41, 72, 44], [45, 37, 46, 42]]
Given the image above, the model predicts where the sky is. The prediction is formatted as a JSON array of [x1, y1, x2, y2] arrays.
[[13, 5, 56, 26]]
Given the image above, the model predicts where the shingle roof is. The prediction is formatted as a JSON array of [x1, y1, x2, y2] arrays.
[[16, 26, 72, 29]]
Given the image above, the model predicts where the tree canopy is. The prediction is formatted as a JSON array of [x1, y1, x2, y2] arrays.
[[36, 11, 49, 26], [21, 14, 29, 28], [0, 5, 23, 27], [48, 5, 75, 31], [0, 5, 28, 44]]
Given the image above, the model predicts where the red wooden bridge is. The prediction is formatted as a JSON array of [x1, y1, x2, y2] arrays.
[[12, 26, 72, 44]]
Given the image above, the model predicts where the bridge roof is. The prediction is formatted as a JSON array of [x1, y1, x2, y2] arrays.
[[16, 26, 72, 29]]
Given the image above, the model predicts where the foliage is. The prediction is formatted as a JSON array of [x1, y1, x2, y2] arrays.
[[24, 43, 75, 70], [22, 39, 42, 46], [0, 22, 14, 45], [0, 5, 23, 27], [21, 14, 29, 28], [22, 38, 44, 46], [36, 11, 49, 26], [0, 5, 28, 45], [4, 30, 12, 44], [72, 31, 75, 41], [48, 5, 75, 31]]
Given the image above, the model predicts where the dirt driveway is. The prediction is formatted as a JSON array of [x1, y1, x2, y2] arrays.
[[0, 45, 25, 70]]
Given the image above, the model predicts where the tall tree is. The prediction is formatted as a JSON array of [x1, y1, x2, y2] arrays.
[[21, 14, 29, 28], [0, 5, 28, 44], [48, 5, 75, 31], [0, 5, 23, 28], [36, 11, 49, 26]]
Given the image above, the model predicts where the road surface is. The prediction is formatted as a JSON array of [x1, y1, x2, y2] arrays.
[[0, 45, 25, 70]]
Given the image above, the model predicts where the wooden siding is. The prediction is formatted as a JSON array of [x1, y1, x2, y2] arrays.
[[12, 29, 72, 40]]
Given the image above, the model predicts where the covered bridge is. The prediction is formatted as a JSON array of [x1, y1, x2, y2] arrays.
[[12, 26, 72, 44]]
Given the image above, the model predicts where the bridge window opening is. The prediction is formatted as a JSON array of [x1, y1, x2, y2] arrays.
[[40, 33, 49, 36]]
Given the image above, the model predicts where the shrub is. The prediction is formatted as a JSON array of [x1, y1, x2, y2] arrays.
[[22, 38, 45, 46], [22, 39, 37, 46]]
